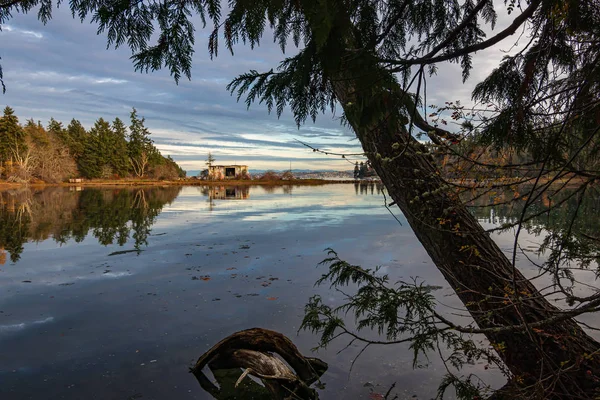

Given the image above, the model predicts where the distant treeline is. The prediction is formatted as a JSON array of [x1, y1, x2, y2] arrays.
[[428, 129, 600, 181], [0, 106, 185, 183]]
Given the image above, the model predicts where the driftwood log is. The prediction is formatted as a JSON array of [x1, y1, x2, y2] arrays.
[[191, 328, 328, 400]]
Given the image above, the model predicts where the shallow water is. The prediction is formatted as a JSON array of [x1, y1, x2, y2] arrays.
[[1, 183, 574, 400]]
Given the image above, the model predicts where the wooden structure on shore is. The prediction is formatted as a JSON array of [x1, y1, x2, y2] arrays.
[[208, 165, 248, 180]]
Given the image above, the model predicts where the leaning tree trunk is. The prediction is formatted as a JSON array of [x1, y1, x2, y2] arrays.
[[316, 36, 600, 399]]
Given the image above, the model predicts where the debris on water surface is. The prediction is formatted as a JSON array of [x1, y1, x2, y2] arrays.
[[108, 249, 142, 256], [191, 328, 327, 400]]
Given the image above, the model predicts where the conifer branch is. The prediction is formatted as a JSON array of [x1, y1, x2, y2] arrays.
[[420, 0, 489, 61], [0, 0, 26, 9], [383, 0, 542, 69]]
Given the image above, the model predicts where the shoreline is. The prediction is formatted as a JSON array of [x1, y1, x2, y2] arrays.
[[0, 178, 369, 190], [0, 176, 587, 190]]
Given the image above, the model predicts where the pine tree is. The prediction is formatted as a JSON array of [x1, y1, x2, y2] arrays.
[[128, 108, 159, 177], [47, 118, 69, 145], [110, 118, 130, 177], [78, 118, 109, 179], [0, 106, 26, 165], [358, 162, 366, 179], [206, 152, 215, 168], [66, 119, 87, 159], [0, 107, 27, 179]]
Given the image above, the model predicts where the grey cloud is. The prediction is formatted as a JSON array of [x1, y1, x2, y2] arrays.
[[173, 154, 351, 163], [157, 137, 362, 151], [1, 3, 517, 170]]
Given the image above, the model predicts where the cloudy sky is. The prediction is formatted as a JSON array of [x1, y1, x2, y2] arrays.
[[1, 1, 522, 173]]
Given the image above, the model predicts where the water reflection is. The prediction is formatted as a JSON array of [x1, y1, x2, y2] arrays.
[[354, 182, 383, 196], [0, 184, 410, 400], [196, 368, 275, 399], [209, 186, 250, 200], [468, 185, 600, 250], [2, 184, 595, 267], [0, 184, 389, 264], [0, 187, 181, 263], [1, 183, 597, 400]]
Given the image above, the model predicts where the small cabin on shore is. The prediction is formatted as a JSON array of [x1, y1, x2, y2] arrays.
[[208, 165, 248, 180]]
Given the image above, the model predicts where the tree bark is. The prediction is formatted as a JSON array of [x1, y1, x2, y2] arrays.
[[323, 48, 600, 399]]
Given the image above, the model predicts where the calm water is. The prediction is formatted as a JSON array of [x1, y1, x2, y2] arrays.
[[3, 183, 592, 400]]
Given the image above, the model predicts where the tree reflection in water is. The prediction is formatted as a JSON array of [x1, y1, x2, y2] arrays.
[[468, 185, 600, 244], [467, 185, 600, 291], [0, 186, 181, 263], [354, 181, 383, 196], [3, 184, 594, 268]]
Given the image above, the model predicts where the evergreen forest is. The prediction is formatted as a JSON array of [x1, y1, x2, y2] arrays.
[[0, 106, 185, 183]]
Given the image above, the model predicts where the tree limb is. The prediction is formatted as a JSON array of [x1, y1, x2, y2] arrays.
[[398, 91, 460, 142], [382, 0, 542, 69], [420, 0, 489, 60]]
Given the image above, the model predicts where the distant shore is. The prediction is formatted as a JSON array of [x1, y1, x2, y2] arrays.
[[0, 178, 369, 189]]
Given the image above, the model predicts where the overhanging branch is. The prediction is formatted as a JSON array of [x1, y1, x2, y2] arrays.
[[381, 0, 542, 69], [398, 91, 460, 142]]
